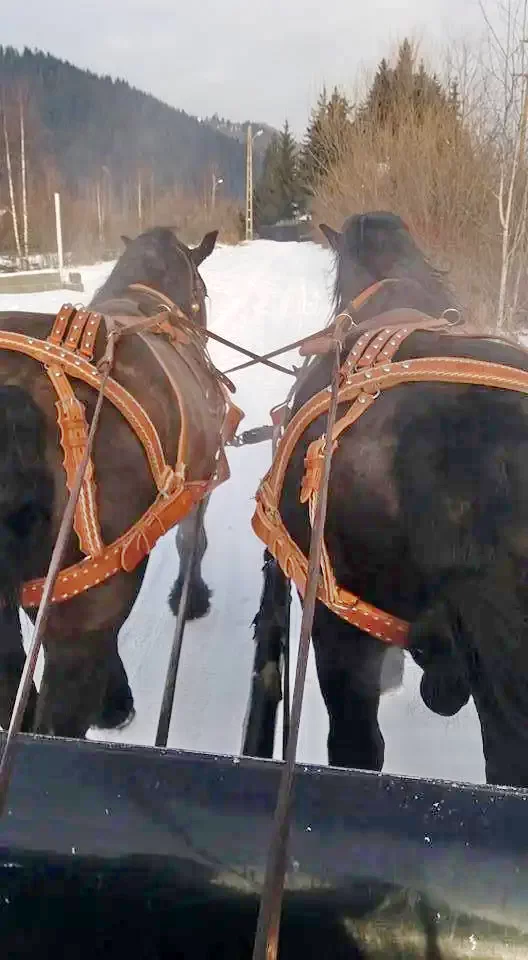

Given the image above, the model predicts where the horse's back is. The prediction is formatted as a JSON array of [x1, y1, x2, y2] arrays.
[[281, 319, 528, 624], [108, 326, 227, 483], [0, 309, 226, 484], [398, 325, 528, 372]]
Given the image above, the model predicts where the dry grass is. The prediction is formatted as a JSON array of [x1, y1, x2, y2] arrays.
[[150, 188, 242, 246], [0, 180, 243, 265], [63, 186, 243, 263], [309, 97, 528, 331]]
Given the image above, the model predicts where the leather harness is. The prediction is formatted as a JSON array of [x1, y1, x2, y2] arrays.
[[0, 298, 243, 608], [252, 307, 528, 648]]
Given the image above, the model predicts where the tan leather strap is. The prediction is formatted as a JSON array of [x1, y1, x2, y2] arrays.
[[262, 353, 528, 505], [252, 337, 528, 647], [0, 327, 174, 491], [342, 315, 451, 379], [64, 309, 92, 351], [22, 479, 211, 607], [45, 309, 107, 558], [79, 312, 103, 360], [45, 363, 104, 558], [335, 279, 385, 324], [0, 301, 235, 607], [49, 304, 77, 346], [128, 283, 180, 313], [127, 281, 205, 324]]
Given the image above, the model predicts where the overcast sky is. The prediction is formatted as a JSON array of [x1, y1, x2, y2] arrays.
[[4, 0, 484, 133]]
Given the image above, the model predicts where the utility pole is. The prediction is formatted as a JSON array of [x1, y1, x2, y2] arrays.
[[245, 124, 254, 240], [137, 172, 143, 229], [54, 192, 64, 281], [245, 125, 263, 240], [211, 172, 223, 211]]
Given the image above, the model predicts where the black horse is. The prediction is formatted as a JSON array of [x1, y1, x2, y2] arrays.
[[0, 226, 220, 738], [251, 211, 528, 789], [91, 227, 219, 623]]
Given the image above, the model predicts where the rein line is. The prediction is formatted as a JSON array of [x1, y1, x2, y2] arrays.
[[250, 314, 350, 960]]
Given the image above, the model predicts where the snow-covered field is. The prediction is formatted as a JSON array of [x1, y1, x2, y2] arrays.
[[0, 240, 485, 784]]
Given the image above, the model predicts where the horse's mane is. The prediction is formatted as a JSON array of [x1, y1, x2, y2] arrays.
[[332, 251, 450, 314], [330, 212, 454, 317]]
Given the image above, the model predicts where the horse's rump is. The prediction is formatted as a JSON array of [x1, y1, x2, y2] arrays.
[[0, 306, 241, 607], [252, 309, 528, 647]]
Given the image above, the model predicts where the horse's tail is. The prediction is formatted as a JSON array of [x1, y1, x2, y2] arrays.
[[0, 386, 54, 607], [396, 385, 528, 724]]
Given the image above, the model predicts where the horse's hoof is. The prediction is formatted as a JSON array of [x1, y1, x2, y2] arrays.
[[93, 704, 136, 732], [114, 706, 136, 730], [169, 578, 212, 620]]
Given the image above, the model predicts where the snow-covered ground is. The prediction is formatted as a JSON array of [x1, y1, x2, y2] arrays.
[[0, 240, 485, 784]]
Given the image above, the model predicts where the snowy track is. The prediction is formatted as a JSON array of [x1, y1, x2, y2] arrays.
[[1, 240, 484, 783]]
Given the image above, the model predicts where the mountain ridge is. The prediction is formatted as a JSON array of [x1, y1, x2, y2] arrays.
[[0, 46, 272, 201]]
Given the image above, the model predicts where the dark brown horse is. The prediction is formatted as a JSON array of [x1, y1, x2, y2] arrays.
[[252, 211, 528, 789], [0, 226, 227, 739]]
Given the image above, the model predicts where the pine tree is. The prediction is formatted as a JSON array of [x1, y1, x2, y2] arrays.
[[300, 88, 328, 189], [360, 58, 393, 126], [254, 121, 303, 225], [392, 38, 414, 100], [277, 121, 299, 219], [301, 87, 351, 194], [357, 40, 453, 134], [254, 134, 282, 226]]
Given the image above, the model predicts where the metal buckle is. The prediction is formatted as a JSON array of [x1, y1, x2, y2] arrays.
[[442, 308, 461, 326]]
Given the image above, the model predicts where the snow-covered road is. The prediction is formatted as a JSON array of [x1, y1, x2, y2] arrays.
[[1, 240, 485, 783]]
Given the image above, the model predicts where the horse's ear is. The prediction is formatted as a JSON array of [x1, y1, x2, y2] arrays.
[[120, 235, 132, 247], [319, 223, 343, 252], [191, 230, 219, 265]]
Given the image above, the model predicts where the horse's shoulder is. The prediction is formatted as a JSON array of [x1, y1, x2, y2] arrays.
[[0, 311, 55, 334]]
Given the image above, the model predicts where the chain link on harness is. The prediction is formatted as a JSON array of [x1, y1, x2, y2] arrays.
[[228, 369, 308, 452]]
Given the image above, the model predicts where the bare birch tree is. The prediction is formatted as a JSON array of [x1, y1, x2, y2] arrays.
[[19, 93, 29, 262], [1, 95, 22, 262], [481, 0, 528, 329]]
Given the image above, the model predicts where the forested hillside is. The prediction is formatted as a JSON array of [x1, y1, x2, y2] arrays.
[[0, 47, 268, 255]]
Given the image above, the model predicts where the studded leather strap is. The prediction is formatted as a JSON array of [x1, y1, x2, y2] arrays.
[[0, 302, 236, 608], [252, 320, 528, 647], [46, 363, 104, 558]]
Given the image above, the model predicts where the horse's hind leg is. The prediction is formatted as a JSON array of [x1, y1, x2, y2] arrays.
[[312, 603, 386, 772], [0, 605, 37, 732], [169, 497, 211, 620], [34, 628, 114, 739], [242, 551, 290, 758], [93, 637, 135, 731]]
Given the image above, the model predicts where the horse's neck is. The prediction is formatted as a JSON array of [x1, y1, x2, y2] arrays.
[[93, 296, 145, 318], [349, 277, 454, 322]]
